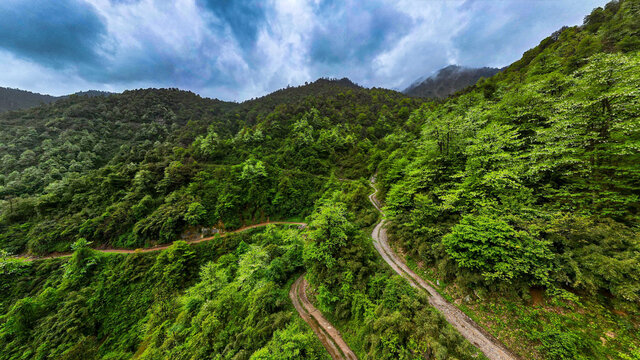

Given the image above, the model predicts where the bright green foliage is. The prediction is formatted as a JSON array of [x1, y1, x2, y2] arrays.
[[545, 215, 640, 301], [250, 320, 329, 360], [136, 228, 311, 359], [0, 2, 638, 359], [443, 214, 553, 285], [379, 2, 640, 358], [184, 201, 207, 225], [303, 201, 355, 277], [0, 227, 326, 360], [383, 5, 640, 297], [303, 198, 483, 359], [0, 249, 29, 276]]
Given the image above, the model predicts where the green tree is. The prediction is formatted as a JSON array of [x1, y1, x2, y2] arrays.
[[442, 214, 554, 285], [184, 201, 207, 225]]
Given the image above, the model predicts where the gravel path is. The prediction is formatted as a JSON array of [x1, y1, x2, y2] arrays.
[[368, 178, 518, 360], [290, 274, 358, 360]]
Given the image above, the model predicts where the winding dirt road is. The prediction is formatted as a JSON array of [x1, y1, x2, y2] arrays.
[[290, 274, 357, 360], [17, 178, 518, 360], [20, 219, 355, 359], [20, 221, 306, 260], [368, 178, 518, 360], [29, 223, 356, 359]]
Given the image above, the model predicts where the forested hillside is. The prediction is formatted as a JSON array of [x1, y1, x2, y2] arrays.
[[378, 0, 640, 358], [0, 1, 639, 359], [0, 80, 420, 255]]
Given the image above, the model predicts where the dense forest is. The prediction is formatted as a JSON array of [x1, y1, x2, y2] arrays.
[[1, 0, 639, 359], [0, 79, 420, 254], [378, 1, 640, 358]]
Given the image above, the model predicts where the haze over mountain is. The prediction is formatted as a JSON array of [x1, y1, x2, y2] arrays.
[[0, 87, 114, 113], [403, 65, 502, 98], [0, 87, 57, 113]]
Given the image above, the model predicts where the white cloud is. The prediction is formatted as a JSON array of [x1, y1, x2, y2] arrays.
[[0, 0, 610, 100], [371, 1, 466, 89], [0, 50, 114, 96]]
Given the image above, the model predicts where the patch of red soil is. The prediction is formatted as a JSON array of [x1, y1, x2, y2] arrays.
[[529, 287, 545, 306]]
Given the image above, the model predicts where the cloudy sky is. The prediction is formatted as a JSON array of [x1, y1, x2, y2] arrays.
[[0, 0, 606, 101]]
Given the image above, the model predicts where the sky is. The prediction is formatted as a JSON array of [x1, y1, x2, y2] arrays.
[[0, 0, 606, 101]]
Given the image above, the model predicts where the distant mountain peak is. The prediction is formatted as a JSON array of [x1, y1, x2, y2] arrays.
[[404, 65, 502, 99], [313, 77, 361, 89], [0, 87, 57, 113], [0, 87, 115, 113]]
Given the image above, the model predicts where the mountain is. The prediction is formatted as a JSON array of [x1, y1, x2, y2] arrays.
[[1, 1, 639, 360], [0, 79, 414, 255], [67, 90, 114, 98], [0, 87, 57, 113], [403, 65, 502, 98], [0, 87, 115, 113]]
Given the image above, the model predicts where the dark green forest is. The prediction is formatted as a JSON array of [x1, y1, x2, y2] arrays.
[[0, 79, 420, 254], [1, 0, 639, 359]]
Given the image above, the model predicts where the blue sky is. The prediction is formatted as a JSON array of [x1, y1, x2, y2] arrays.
[[0, 0, 606, 101]]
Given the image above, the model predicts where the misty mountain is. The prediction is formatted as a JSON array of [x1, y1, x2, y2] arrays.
[[404, 65, 502, 99], [0, 87, 114, 113], [0, 87, 57, 113]]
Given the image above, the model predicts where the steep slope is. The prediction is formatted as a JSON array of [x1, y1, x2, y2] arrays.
[[0, 77, 488, 360], [403, 65, 501, 98], [369, 180, 516, 360], [0, 227, 332, 360], [290, 274, 357, 360], [0, 1, 638, 359]]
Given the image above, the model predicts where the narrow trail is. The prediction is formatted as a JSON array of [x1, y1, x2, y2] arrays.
[[16, 177, 517, 359], [22, 218, 355, 359], [290, 274, 358, 360], [368, 177, 518, 360], [20, 221, 306, 261]]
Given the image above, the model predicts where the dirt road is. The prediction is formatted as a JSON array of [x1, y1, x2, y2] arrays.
[[20, 221, 306, 260], [20, 219, 356, 359], [16, 178, 517, 359], [290, 274, 357, 360], [368, 178, 518, 360]]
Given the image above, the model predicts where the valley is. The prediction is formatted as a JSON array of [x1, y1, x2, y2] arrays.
[[1, 1, 639, 359]]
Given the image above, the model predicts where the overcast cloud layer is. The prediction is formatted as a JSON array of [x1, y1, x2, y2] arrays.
[[0, 0, 606, 101]]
